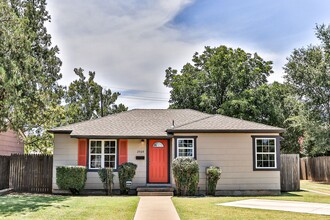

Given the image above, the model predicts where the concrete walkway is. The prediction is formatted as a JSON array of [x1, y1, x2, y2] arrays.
[[301, 188, 330, 196], [218, 199, 330, 215], [134, 196, 180, 220]]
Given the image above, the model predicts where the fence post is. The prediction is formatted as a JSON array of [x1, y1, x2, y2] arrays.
[[0, 156, 10, 190], [280, 154, 300, 191]]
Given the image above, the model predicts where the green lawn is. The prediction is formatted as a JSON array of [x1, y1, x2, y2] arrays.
[[1, 181, 330, 220], [301, 180, 330, 194], [172, 191, 330, 220], [0, 194, 139, 220]]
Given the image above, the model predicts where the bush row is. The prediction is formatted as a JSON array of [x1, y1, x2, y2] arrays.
[[56, 160, 222, 196], [56, 162, 137, 195], [172, 158, 222, 196]]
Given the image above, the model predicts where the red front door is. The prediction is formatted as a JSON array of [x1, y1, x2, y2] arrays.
[[148, 139, 169, 183]]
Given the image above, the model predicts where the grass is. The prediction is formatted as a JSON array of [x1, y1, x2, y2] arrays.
[[0, 194, 139, 220], [300, 180, 330, 194], [1, 181, 329, 220], [173, 190, 330, 220]]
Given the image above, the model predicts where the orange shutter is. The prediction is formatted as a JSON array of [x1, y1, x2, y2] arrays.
[[78, 139, 88, 166], [118, 139, 128, 165]]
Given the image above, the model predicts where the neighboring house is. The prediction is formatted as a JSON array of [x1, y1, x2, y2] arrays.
[[49, 109, 284, 195], [0, 129, 24, 155]]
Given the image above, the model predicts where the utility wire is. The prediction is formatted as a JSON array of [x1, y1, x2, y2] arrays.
[[119, 95, 169, 102], [101, 85, 170, 102], [103, 85, 170, 95]]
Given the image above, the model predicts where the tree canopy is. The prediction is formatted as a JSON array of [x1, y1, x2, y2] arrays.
[[164, 45, 273, 113], [65, 68, 127, 124], [0, 1, 127, 153], [284, 24, 330, 156], [0, 0, 64, 153], [164, 33, 330, 156]]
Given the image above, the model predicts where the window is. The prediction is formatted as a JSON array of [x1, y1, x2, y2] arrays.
[[177, 138, 195, 158], [255, 138, 276, 169], [89, 140, 117, 169], [153, 142, 164, 148]]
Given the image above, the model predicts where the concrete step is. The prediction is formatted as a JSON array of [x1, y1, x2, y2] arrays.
[[136, 187, 174, 192], [137, 191, 174, 196]]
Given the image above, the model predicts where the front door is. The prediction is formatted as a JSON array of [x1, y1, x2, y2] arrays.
[[148, 139, 169, 183]]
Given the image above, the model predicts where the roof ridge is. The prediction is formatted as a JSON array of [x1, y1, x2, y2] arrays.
[[171, 115, 215, 129], [213, 114, 283, 129]]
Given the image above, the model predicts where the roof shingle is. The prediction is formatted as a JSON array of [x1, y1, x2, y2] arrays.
[[49, 109, 284, 137]]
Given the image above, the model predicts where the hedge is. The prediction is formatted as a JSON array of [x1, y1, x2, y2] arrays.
[[56, 166, 87, 194], [172, 157, 199, 196], [98, 168, 115, 195], [118, 162, 137, 194], [206, 166, 222, 195]]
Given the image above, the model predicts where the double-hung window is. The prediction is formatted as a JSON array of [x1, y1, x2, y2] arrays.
[[89, 140, 117, 169], [255, 138, 277, 169], [176, 138, 195, 158]]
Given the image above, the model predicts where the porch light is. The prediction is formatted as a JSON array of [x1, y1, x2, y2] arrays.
[[141, 139, 145, 144]]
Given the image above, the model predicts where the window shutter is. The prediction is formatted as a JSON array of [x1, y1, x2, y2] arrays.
[[78, 139, 87, 166], [118, 140, 128, 165]]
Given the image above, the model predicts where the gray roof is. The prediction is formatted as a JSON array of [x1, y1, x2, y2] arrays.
[[167, 114, 284, 133], [49, 109, 284, 137]]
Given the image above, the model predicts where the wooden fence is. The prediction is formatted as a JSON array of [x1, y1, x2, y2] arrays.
[[0, 156, 10, 190], [9, 154, 53, 193], [280, 154, 300, 192], [300, 156, 330, 182]]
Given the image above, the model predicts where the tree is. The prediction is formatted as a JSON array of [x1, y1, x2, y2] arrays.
[[219, 82, 303, 153], [65, 68, 127, 124], [284, 24, 330, 156], [0, 0, 64, 153], [164, 45, 305, 154], [164, 45, 273, 113]]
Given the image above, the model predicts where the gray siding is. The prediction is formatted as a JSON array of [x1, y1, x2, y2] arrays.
[[172, 133, 281, 191], [53, 134, 147, 190], [53, 133, 280, 192]]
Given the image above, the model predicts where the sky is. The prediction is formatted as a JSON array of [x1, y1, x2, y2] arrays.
[[46, 0, 330, 109]]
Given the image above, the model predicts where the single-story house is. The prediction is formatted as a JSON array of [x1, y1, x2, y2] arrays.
[[49, 109, 284, 195], [0, 129, 24, 156]]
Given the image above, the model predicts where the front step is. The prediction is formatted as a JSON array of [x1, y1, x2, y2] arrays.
[[137, 191, 174, 196], [137, 186, 175, 196]]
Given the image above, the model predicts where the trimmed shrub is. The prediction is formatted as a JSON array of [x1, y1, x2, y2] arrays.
[[206, 166, 222, 195], [98, 168, 115, 195], [118, 162, 137, 194], [56, 166, 87, 194], [172, 157, 199, 196]]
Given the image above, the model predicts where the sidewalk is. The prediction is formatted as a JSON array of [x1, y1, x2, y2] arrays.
[[134, 196, 180, 220], [219, 199, 330, 215]]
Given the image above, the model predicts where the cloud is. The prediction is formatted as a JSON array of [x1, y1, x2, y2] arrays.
[[46, 0, 198, 109], [46, 0, 292, 109]]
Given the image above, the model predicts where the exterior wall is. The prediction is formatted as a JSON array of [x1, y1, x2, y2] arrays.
[[0, 130, 24, 156], [53, 134, 78, 189], [53, 133, 280, 193], [171, 133, 281, 192], [52, 135, 147, 190], [128, 139, 147, 188]]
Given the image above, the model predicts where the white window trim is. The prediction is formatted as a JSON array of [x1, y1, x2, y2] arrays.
[[255, 138, 277, 169], [177, 138, 195, 158], [89, 139, 117, 170]]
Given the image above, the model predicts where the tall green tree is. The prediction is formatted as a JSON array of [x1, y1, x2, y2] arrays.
[[164, 45, 273, 113], [0, 0, 64, 153], [220, 82, 303, 153], [65, 68, 127, 124], [164, 45, 304, 154], [284, 24, 330, 156]]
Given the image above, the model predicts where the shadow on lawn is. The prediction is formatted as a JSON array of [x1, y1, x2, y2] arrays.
[[279, 192, 303, 197], [0, 194, 68, 217]]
